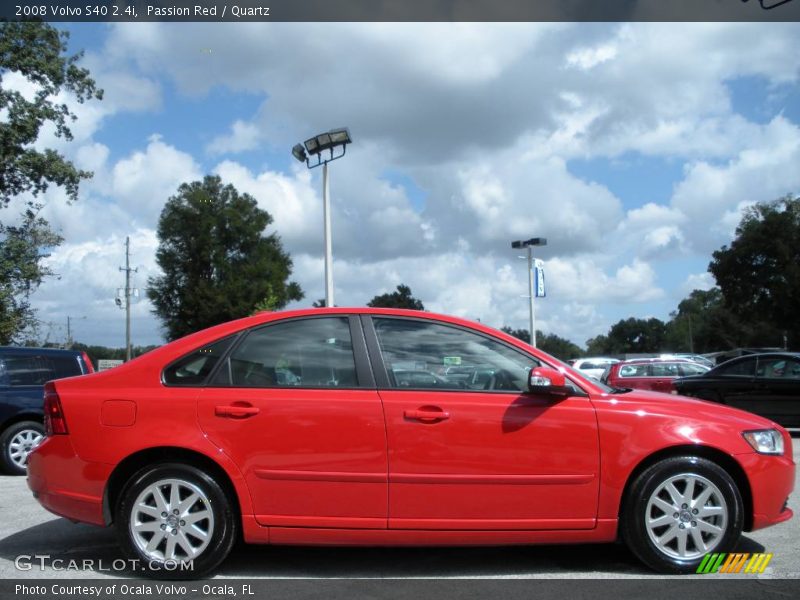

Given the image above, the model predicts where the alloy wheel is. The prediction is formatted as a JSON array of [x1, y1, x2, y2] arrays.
[[129, 478, 215, 562], [644, 472, 728, 560]]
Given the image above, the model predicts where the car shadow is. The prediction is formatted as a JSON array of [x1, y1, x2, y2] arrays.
[[0, 517, 769, 579]]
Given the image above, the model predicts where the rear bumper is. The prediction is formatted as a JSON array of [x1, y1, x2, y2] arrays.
[[27, 436, 112, 526], [737, 451, 795, 531]]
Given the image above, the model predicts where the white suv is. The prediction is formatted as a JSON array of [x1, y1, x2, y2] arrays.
[[572, 357, 620, 380]]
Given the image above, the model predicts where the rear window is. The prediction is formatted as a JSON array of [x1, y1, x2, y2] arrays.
[[716, 358, 756, 377], [2, 355, 51, 386], [0, 352, 88, 386], [49, 355, 83, 379], [651, 362, 681, 377], [163, 336, 237, 386], [618, 364, 649, 378]]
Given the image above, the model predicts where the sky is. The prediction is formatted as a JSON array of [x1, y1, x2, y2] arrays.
[[5, 22, 800, 348]]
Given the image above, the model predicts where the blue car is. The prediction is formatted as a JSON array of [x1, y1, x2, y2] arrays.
[[0, 347, 94, 474]]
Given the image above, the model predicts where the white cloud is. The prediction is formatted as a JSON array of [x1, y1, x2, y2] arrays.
[[111, 135, 203, 226], [206, 120, 262, 155]]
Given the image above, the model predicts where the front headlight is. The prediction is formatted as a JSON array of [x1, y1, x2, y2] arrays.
[[742, 429, 785, 455]]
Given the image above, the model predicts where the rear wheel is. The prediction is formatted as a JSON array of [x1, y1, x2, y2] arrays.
[[115, 463, 236, 579], [0, 421, 44, 475], [622, 456, 743, 574]]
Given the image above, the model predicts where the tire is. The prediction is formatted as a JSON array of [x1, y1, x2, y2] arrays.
[[0, 421, 44, 475], [621, 456, 744, 574], [115, 463, 237, 579]]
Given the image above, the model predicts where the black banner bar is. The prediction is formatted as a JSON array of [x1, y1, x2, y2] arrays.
[[3, 0, 800, 23]]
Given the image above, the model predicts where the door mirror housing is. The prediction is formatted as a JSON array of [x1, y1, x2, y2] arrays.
[[528, 366, 570, 397]]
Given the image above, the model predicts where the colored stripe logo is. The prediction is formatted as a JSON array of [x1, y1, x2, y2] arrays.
[[696, 553, 773, 574]]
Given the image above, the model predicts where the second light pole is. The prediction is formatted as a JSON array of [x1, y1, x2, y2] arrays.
[[511, 237, 547, 347], [292, 128, 352, 307]]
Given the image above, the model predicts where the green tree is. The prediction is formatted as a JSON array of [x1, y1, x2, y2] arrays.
[[588, 317, 667, 355], [500, 326, 583, 361], [537, 332, 583, 361], [709, 196, 799, 348], [585, 334, 611, 356], [664, 287, 760, 353], [500, 326, 530, 344], [367, 284, 424, 310], [0, 22, 103, 207], [147, 175, 303, 341], [0, 22, 102, 342], [0, 206, 62, 343]]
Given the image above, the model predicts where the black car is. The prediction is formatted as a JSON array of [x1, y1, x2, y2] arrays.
[[0, 347, 94, 474], [673, 352, 800, 428]]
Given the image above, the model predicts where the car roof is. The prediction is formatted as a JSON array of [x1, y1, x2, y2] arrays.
[[0, 346, 84, 357], [714, 351, 800, 367]]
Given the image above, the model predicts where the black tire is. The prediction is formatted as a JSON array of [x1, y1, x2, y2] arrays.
[[0, 421, 44, 475], [621, 456, 743, 574], [115, 463, 237, 579]]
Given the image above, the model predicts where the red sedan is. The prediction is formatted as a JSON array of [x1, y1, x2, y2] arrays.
[[27, 308, 794, 577]]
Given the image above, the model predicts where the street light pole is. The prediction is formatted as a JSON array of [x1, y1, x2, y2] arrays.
[[511, 237, 547, 348], [527, 245, 536, 348], [322, 162, 334, 307], [291, 128, 352, 308]]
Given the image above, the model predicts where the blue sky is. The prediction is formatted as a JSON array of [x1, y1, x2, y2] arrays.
[[8, 23, 800, 348]]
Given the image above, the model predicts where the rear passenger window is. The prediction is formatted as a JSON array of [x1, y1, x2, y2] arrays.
[[651, 363, 680, 377], [3, 355, 53, 386], [49, 356, 82, 379], [618, 364, 649, 378], [717, 358, 756, 377], [163, 336, 237, 386], [213, 317, 358, 389]]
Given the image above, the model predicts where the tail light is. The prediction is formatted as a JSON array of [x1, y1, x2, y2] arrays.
[[81, 351, 95, 373], [44, 383, 68, 435]]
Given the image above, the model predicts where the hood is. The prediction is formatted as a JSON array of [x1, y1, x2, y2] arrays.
[[601, 388, 780, 431]]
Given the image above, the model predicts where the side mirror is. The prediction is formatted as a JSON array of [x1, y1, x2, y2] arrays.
[[528, 366, 571, 397]]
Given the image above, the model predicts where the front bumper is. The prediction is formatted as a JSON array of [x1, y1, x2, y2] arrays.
[[737, 450, 795, 531], [27, 436, 112, 526]]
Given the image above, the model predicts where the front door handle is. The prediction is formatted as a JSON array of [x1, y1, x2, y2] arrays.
[[215, 404, 260, 418], [404, 407, 450, 423]]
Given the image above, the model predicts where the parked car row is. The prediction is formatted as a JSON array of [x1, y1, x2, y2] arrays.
[[600, 358, 710, 394], [25, 308, 795, 579]]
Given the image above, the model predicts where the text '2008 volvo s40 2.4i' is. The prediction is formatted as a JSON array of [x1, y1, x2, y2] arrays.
[[27, 308, 795, 578]]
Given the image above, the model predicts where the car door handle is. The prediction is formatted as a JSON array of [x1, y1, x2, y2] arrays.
[[404, 408, 450, 422], [215, 404, 260, 418]]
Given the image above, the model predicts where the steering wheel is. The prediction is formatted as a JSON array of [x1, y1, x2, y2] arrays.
[[483, 369, 515, 391]]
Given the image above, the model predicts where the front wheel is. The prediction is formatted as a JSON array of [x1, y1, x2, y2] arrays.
[[622, 456, 744, 574], [0, 421, 44, 475], [115, 463, 237, 579]]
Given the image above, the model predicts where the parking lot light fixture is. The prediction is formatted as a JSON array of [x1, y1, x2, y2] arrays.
[[292, 128, 352, 307], [510, 237, 548, 348]]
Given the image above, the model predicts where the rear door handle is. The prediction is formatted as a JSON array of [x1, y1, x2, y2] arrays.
[[404, 408, 450, 423], [215, 404, 260, 418]]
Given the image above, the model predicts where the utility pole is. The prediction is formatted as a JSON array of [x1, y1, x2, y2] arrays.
[[119, 237, 138, 361], [66, 316, 71, 349]]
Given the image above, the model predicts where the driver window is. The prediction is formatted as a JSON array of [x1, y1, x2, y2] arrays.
[[373, 318, 538, 392]]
